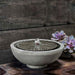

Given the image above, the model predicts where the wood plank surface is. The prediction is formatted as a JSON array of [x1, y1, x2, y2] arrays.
[[0, 24, 75, 64], [0, 24, 75, 50], [0, 0, 75, 30], [0, 54, 75, 75]]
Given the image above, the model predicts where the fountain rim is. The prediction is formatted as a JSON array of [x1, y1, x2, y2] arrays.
[[10, 39, 64, 55]]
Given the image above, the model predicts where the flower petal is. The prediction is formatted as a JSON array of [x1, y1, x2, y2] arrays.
[[69, 49, 73, 53], [69, 35, 74, 40], [60, 30, 65, 35], [55, 31, 59, 34], [72, 40, 75, 46], [52, 33, 56, 37], [51, 38, 58, 41], [65, 45, 70, 49], [73, 47, 75, 50], [60, 40, 66, 45]]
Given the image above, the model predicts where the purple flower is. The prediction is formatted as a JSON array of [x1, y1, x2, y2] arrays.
[[51, 30, 66, 41], [51, 30, 75, 53], [66, 35, 75, 45], [64, 35, 75, 53]]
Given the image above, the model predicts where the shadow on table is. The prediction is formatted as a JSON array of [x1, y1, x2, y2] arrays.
[[9, 60, 61, 75], [60, 54, 75, 62]]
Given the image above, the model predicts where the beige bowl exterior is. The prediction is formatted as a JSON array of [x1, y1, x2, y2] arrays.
[[10, 39, 64, 69]]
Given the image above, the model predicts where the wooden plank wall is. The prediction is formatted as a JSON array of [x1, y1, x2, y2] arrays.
[[0, 0, 75, 30], [0, 0, 75, 64], [0, 24, 75, 64]]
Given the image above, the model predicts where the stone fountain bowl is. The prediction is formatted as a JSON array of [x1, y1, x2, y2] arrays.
[[10, 39, 64, 69]]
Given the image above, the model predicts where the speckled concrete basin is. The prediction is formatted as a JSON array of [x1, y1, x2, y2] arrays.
[[10, 39, 64, 69]]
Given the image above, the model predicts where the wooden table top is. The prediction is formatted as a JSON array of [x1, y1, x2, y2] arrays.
[[0, 54, 75, 75]]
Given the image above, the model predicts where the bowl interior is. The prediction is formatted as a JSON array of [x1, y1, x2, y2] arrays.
[[14, 40, 60, 51]]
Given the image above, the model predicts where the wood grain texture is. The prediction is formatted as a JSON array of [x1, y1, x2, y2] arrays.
[[0, 54, 75, 75], [0, 50, 16, 64], [0, 0, 46, 30], [0, 0, 75, 30], [0, 24, 75, 50], [0, 24, 75, 64]]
